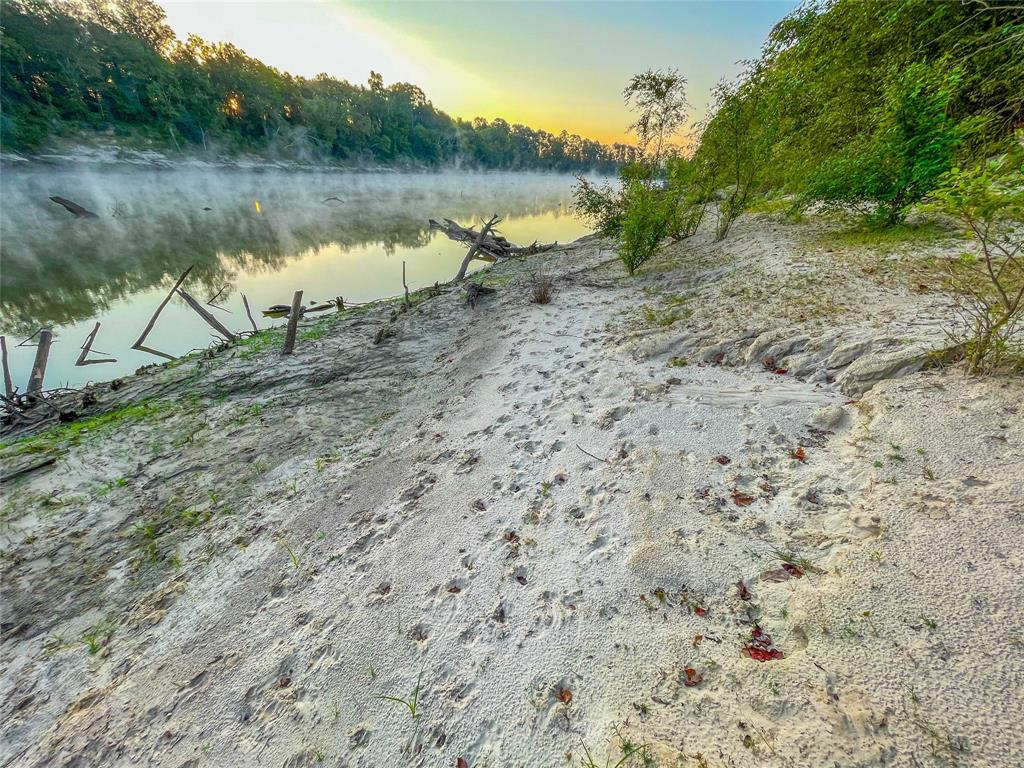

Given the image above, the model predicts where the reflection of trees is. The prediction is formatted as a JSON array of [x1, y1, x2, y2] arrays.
[[0, 170, 575, 334]]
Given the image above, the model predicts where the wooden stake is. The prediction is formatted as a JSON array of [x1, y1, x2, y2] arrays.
[[27, 329, 53, 396], [282, 290, 303, 355], [1, 335, 12, 398], [242, 294, 259, 333], [132, 265, 194, 360], [76, 322, 117, 365], [177, 288, 237, 341]]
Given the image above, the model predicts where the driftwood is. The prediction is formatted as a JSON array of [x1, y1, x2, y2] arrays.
[[1, 336, 12, 399], [431, 215, 558, 282], [50, 196, 98, 219], [27, 330, 53, 396], [282, 290, 303, 355], [241, 294, 259, 333], [132, 266, 195, 360], [76, 322, 117, 366], [464, 283, 497, 308], [402, 261, 412, 311], [176, 289, 237, 342]]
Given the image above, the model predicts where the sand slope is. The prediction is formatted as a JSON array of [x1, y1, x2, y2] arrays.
[[2, 216, 1022, 768]]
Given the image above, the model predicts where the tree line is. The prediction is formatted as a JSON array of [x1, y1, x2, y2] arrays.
[[0, 0, 635, 171]]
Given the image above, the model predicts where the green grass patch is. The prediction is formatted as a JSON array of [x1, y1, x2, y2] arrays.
[[0, 400, 170, 458], [820, 220, 960, 249]]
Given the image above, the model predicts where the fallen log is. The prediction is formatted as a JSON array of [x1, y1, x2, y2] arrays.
[[50, 196, 98, 219], [431, 216, 557, 281]]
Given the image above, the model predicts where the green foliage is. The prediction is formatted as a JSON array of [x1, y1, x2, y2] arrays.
[[688, 0, 1023, 234], [623, 68, 688, 172], [0, 0, 630, 170], [619, 180, 671, 275], [802, 64, 973, 225], [923, 149, 1024, 374]]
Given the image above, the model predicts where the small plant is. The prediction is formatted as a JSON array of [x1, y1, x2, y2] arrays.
[[278, 537, 301, 570], [81, 620, 115, 654], [380, 670, 423, 720], [924, 150, 1024, 374], [528, 269, 554, 304]]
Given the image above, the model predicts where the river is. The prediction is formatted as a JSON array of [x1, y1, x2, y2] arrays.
[[0, 168, 593, 389]]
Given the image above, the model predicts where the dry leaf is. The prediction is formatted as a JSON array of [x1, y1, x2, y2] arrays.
[[731, 489, 755, 507]]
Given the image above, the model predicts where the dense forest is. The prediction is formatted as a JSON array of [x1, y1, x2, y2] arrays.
[[0, 0, 633, 171]]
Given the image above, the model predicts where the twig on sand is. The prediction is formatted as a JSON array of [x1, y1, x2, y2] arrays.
[[576, 443, 610, 464]]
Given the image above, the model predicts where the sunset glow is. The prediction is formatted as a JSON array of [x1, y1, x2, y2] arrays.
[[162, 0, 795, 146]]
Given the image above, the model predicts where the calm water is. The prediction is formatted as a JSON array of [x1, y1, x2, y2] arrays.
[[0, 169, 592, 389]]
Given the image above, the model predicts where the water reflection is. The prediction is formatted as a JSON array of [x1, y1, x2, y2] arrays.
[[0, 169, 588, 387]]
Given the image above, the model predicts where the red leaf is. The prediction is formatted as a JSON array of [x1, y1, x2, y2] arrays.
[[715, 455, 732, 465], [736, 579, 751, 600], [557, 688, 573, 705], [742, 625, 784, 662], [694, 605, 707, 617], [792, 447, 806, 462], [774, 368, 787, 375], [683, 667, 703, 687], [781, 563, 804, 578], [731, 489, 755, 507], [457, 758, 469, 768], [742, 646, 785, 662]]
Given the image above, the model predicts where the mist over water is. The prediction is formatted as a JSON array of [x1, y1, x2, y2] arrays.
[[0, 168, 593, 389]]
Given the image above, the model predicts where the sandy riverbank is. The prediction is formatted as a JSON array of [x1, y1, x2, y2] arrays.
[[2, 213, 1022, 767]]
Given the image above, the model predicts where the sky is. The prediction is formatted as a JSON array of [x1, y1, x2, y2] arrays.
[[162, 1, 797, 146]]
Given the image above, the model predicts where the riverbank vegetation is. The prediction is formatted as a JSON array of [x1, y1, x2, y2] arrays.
[[0, 0, 632, 170], [576, 0, 1023, 370]]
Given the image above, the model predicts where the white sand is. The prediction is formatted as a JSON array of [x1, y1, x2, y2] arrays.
[[2, 216, 1022, 767]]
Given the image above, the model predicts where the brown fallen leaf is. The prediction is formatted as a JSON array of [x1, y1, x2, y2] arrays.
[[731, 489, 755, 507], [736, 578, 751, 600], [760, 567, 793, 583], [792, 447, 806, 462], [448, 585, 462, 594], [781, 562, 804, 578], [557, 688, 573, 705], [715, 455, 732, 465], [457, 758, 469, 768]]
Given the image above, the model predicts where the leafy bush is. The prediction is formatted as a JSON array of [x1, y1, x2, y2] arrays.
[[803, 64, 972, 225], [924, 149, 1024, 374], [572, 176, 624, 238], [619, 180, 671, 275]]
